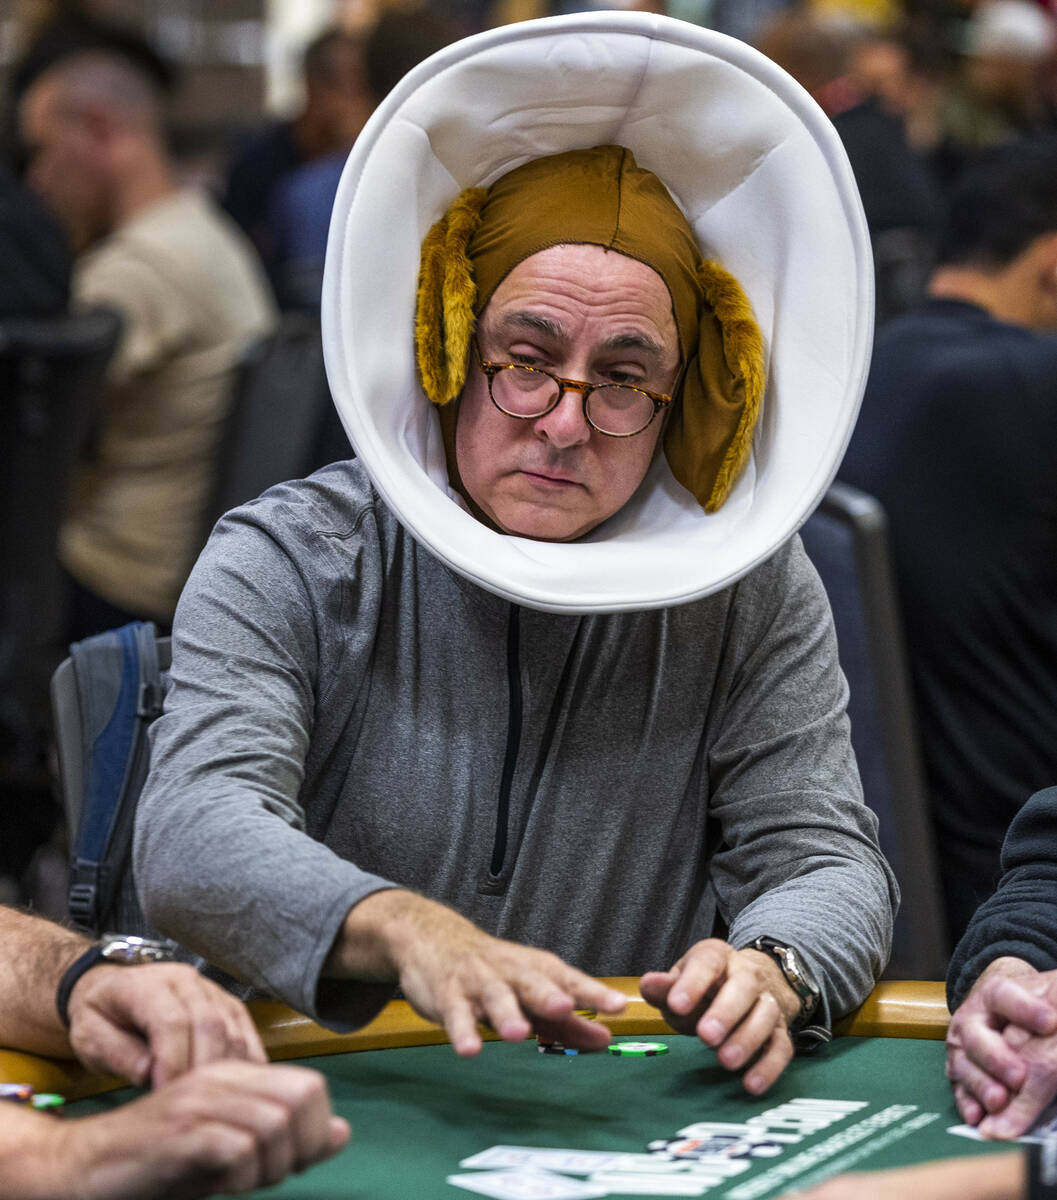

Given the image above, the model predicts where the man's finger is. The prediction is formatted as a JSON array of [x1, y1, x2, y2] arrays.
[[273, 1069, 343, 1171], [232, 1001, 269, 1065], [181, 998, 238, 1074], [696, 972, 764, 1049], [714, 992, 783, 1072], [478, 979, 533, 1043], [985, 978, 1057, 1036], [146, 998, 194, 1088], [947, 1048, 1013, 1114], [953, 1082, 984, 1127], [534, 1011, 612, 1052], [956, 1022, 1029, 1092], [665, 943, 728, 1015], [234, 1094, 296, 1189], [742, 1026, 794, 1095], [560, 972, 627, 1015], [639, 970, 677, 1010], [442, 993, 485, 1057], [979, 1068, 1057, 1140], [71, 1013, 151, 1085]]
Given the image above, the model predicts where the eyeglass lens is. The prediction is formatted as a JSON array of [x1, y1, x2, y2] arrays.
[[491, 365, 656, 436]]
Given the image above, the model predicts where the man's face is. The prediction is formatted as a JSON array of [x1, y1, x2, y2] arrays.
[[455, 243, 681, 541], [20, 75, 111, 251]]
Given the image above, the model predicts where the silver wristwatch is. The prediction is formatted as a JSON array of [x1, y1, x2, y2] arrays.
[[749, 936, 821, 1030], [97, 934, 174, 965], [56, 935, 175, 1027]]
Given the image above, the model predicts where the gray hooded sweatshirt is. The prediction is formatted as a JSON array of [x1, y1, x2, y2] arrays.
[[134, 459, 897, 1032]]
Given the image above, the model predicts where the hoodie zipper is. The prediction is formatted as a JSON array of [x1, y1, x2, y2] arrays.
[[489, 604, 522, 879]]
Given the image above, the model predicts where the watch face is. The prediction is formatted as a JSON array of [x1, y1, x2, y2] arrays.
[[100, 936, 172, 964]]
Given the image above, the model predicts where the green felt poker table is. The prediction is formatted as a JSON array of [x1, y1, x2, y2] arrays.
[[0, 979, 1016, 1199]]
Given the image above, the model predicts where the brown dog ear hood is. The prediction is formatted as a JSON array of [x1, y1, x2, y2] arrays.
[[414, 146, 765, 514]]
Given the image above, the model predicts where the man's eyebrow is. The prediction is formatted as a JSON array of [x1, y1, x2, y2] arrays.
[[493, 311, 564, 340], [598, 331, 666, 360], [491, 314, 668, 360]]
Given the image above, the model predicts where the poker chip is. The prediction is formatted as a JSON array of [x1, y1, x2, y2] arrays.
[[537, 1040, 579, 1055], [31, 1093, 65, 1111], [0, 1084, 34, 1104], [607, 1041, 669, 1057]]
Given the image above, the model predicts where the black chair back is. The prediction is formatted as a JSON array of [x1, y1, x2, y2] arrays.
[[0, 308, 122, 780], [801, 482, 947, 979], [197, 311, 351, 551]]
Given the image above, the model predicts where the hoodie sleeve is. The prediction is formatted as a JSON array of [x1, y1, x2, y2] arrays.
[[947, 787, 1057, 1012], [133, 478, 397, 1030], [706, 537, 900, 1029]]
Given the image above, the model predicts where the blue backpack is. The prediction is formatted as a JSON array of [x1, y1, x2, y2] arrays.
[[54, 621, 167, 935]]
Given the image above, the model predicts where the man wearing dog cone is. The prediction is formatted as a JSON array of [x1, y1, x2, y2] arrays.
[[134, 12, 896, 1097]]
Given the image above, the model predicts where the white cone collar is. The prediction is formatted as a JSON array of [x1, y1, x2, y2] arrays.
[[322, 11, 873, 614]]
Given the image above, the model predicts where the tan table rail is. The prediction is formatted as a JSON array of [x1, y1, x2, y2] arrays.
[[0, 978, 949, 1101]]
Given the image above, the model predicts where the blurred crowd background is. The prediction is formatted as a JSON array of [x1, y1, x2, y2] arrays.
[[1, 0, 1055, 311], [1, 0, 1056, 957]]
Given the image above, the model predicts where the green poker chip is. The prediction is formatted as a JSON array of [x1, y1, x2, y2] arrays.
[[30, 1093, 65, 1110], [607, 1041, 669, 1057]]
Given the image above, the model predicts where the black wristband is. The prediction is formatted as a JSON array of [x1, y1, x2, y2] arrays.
[[1029, 1142, 1057, 1200], [55, 946, 107, 1029]]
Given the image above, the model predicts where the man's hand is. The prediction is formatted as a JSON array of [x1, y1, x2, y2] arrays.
[[791, 1152, 1024, 1200], [329, 890, 626, 1056], [67, 963, 267, 1089], [946, 957, 1057, 1138], [639, 940, 801, 1094], [16, 1060, 349, 1200]]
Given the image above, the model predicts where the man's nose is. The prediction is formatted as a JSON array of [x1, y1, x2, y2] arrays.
[[534, 385, 591, 448]]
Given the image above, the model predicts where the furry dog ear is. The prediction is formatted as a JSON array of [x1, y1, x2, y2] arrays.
[[414, 188, 489, 405], [664, 259, 766, 513]]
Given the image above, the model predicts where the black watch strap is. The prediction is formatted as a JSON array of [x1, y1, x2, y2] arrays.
[[55, 945, 108, 1029]]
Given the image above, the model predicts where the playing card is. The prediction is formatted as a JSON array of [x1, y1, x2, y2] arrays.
[[446, 1168, 609, 1198], [460, 1147, 625, 1173]]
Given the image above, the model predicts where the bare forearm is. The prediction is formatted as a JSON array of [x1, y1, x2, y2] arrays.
[[322, 888, 451, 980], [0, 908, 87, 1056], [0, 1104, 73, 1200], [798, 1152, 1024, 1200]]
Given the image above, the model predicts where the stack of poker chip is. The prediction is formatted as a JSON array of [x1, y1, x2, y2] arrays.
[[536, 1037, 578, 1056], [0, 1083, 65, 1110], [536, 1008, 599, 1055]]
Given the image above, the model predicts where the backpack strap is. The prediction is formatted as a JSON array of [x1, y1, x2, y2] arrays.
[[67, 621, 164, 933]]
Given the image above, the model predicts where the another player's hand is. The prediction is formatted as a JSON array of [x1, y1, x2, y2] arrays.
[[333, 890, 626, 1056], [946, 957, 1057, 1138], [27, 1060, 349, 1200], [791, 1151, 1024, 1200], [67, 963, 267, 1089], [639, 939, 800, 1094]]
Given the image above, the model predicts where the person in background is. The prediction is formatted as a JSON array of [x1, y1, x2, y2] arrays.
[[15, 21, 276, 640], [266, 6, 462, 311], [839, 137, 1057, 947], [222, 27, 373, 268], [756, 9, 943, 322], [0, 906, 348, 1200], [948, 0, 1057, 150], [0, 155, 70, 319]]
